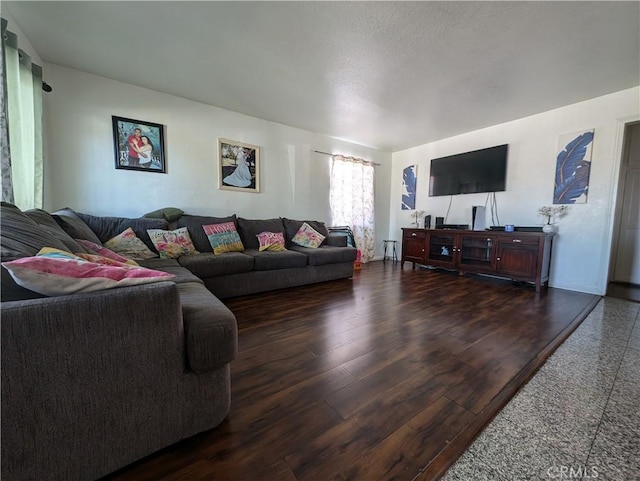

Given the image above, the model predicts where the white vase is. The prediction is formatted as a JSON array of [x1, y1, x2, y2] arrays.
[[542, 223, 556, 234]]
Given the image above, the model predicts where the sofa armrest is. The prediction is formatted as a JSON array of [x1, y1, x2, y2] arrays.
[[0, 282, 203, 481], [1, 282, 185, 382], [327, 234, 348, 247], [177, 282, 238, 373]]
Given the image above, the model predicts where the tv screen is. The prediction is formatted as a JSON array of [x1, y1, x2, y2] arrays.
[[429, 144, 508, 197]]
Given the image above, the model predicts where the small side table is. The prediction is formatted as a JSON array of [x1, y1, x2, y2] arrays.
[[382, 240, 398, 263]]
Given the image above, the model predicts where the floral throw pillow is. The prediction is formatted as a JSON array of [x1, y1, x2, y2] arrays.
[[74, 238, 139, 266], [203, 222, 244, 255], [291, 222, 326, 249], [147, 227, 199, 259], [104, 227, 158, 260], [256, 231, 286, 252]]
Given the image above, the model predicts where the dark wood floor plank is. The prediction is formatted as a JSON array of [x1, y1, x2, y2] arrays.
[[231, 366, 355, 433], [327, 396, 476, 481], [102, 261, 600, 481]]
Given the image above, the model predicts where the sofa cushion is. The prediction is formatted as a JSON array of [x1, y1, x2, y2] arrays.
[[326, 234, 348, 247], [22, 209, 90, 254], [1, 248, 175, 296], [242, 249, 308, 271], [176, 282, 238, 373], [289, 245, 357, 266], [137, 257, 181, 269], [282, 218, 330, 247], [177, 252, 254, 278], [151, 265, 203, 285], [73, 210, 168, 252], [52, 208, 103, 245], [237, 218, 285, 250], [1, 202, 74, 261], [147, 227, 199, 259], [175, 214, 237, 252], [203, 222, 244, 255]]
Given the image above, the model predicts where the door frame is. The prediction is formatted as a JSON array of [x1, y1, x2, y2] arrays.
[[607, 117, 640, 285]]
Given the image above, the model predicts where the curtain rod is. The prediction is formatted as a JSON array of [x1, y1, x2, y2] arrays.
[[312, 150, 380, 166]]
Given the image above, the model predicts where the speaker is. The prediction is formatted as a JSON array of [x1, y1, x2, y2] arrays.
[[435, 216, 444, 228], [424, 215, 431, 229], [472, 206, 486, 231]]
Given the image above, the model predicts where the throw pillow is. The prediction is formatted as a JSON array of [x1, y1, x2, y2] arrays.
[[291, 222, 326, 248], [1, 248, 175, 296], [175, 214, 237, 252], [203, 222, 244, 255], [74, 239, 140, 266], [52, 208, 103, 245], [282, 218, 330, 247], [104, 227, 158, 260], [256, 231, 286, 252], [143, 207, 185, 223], [147, 227, 199, 259]]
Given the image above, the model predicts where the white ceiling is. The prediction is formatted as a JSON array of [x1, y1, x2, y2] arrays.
[[5, 1, 640, 152]]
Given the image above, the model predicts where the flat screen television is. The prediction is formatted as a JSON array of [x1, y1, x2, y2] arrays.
[[429, 144, 508, 196]]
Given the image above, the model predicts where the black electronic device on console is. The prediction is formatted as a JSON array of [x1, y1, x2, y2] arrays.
[[436, 224, 469, 230], [424, 215, 431, 229]]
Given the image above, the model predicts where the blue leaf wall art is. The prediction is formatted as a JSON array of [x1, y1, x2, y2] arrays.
[[402, 165, 417, 210], [554, 129, 594, 204]]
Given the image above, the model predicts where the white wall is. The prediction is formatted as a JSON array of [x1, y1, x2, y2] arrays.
[[43, 65, 392, 257], [390, 87, 640, 295]]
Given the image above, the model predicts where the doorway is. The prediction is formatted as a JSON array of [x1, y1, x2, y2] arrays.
[[608, 121, 640, 302]]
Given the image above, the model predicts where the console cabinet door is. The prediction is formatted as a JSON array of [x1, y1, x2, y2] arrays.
[[427, 233, 457, 268], [402, 229, 427, 264], [496, 236, 539, 279], [458, 234, 496, 272]]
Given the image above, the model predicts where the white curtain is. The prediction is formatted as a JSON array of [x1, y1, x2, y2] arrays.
[[1, 19, 44, 210], [330, 155, 375, 262]]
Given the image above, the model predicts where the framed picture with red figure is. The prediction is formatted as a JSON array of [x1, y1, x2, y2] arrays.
[[112, 116, 166, 173]]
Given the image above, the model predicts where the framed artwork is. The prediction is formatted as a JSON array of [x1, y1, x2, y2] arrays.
[[402, 164, 417, 210], [112, 116, 166, 173], [218, 138, 260, 193], [553, 129, 594, 204]]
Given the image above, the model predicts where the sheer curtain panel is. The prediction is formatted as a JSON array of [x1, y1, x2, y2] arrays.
[[1, 17, 44, 209], [330, 155, 375, 262]]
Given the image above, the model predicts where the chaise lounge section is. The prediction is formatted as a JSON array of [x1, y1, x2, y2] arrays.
[[0, 202, 356, 481]]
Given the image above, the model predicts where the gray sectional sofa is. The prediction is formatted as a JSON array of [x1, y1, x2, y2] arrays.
[[0, 202, 356, 481]]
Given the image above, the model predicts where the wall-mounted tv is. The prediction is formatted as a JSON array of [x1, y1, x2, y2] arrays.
[[429, 144, 508, 197]]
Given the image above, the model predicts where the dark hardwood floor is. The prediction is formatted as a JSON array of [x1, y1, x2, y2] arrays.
[[105, 261, 600, 481]]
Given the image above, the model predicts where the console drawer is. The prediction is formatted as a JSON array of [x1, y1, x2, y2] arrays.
[[403, 230, 427, 240]]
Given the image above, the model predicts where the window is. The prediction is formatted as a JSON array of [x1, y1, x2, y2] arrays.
[[329, 155, 375, 262]]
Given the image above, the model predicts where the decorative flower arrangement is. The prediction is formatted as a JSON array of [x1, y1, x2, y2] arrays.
[[411, 210, 425, 227], [538, 205, 569, 225]]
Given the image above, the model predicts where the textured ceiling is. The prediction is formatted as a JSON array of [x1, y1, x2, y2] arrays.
[[5, 1, 640, 152]]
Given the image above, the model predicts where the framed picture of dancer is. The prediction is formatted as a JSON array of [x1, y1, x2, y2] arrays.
[[112, 116, 166, 173], [218, 138, 260, 193]]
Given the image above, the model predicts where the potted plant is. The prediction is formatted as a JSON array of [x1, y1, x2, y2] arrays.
[[538, 205, 569, 233], [411, 210, 425, 228]]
